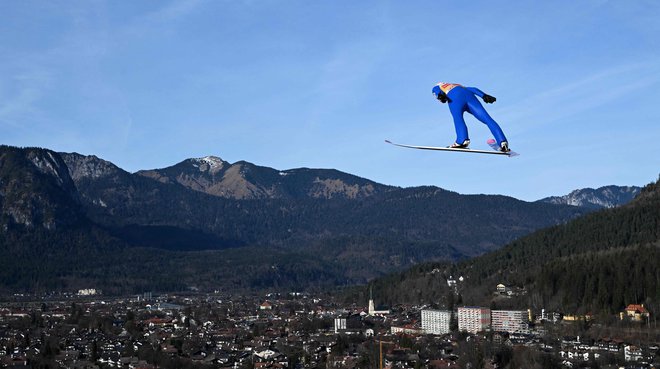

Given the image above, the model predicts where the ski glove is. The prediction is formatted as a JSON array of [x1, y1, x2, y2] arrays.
[[482, 94, 496, 104], [437, 93, 451, 103]]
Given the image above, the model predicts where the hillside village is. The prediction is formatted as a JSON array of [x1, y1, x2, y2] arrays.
[[1, 289, 658, 369]]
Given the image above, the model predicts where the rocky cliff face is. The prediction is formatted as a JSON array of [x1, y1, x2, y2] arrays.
[[0, 146, 84, 230], [537, 185, 641, 209], [60, 152, 125, 181]]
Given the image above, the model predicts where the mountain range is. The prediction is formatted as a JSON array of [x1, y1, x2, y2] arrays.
[[0, 144, 643, 294], [135, 156, 383, 200]]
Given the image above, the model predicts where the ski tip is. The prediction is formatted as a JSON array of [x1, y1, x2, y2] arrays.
[[385, 139, 392, 144]]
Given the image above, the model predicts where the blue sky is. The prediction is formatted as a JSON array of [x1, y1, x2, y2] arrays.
[[1, 1, 659, 201]]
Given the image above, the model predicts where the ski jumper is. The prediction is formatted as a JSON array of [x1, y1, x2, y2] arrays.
[[432, 82, 508, 146]]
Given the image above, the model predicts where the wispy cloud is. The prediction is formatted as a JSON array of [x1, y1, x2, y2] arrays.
[[144, 0, 206, 23], [496, 61, 660, 134], [0, 68, 53, 129], [0, 2, 135, 151], [121, 0, 206, 37]]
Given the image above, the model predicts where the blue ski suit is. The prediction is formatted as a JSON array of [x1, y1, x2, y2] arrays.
[[432, 82, 508, 146]]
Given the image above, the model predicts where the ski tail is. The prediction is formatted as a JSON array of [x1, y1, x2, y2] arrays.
[[487, 139, 519, 157]]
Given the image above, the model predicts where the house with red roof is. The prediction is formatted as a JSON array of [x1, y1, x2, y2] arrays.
[[260, 301, 273, 310], [622, 304, 649, 322]]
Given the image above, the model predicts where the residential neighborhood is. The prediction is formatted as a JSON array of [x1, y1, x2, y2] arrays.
[[0, 291, 658, 369]]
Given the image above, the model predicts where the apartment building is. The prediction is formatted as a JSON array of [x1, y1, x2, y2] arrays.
[[421, 309, 452, 335], [457, 307, 491, 333]]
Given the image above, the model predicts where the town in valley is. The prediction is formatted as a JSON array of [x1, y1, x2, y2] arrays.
[[1, 282, 657, 369]]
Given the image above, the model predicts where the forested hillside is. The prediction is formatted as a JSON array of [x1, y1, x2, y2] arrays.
[[467, 177, 660, 313], [362, 176, 660, 315]]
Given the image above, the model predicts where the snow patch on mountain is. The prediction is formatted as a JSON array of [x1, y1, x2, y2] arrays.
[[193, 156, 225, 173]]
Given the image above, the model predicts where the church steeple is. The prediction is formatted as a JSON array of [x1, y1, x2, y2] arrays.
[[368, 285, 375, 315]]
